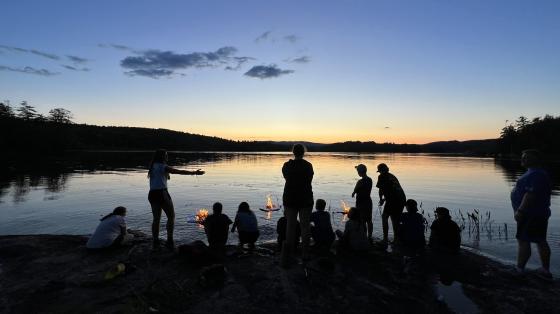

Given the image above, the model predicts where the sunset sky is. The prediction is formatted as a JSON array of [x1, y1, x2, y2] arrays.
[[1, 0, 559, 144]]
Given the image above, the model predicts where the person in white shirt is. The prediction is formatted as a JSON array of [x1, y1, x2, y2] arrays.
[[148, 149, 205, 250], [87, 206, 127, 249]]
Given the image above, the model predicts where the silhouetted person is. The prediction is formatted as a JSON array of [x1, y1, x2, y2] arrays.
[[280, 144, 314, 267], [510, 149, 552, 278], [429, 207, 461, 254], [87, 206, 127, 250], [203, 202, 232, 252], [231, 202, 259, 250], [352, 164, 373, 240], [277, 215, 301, 251], [310, 199, 335, 251], [376, 163, 406, 245], [335, 207, 369, 252], [148, 149, 204, 250], [399, 199, 426, 256]]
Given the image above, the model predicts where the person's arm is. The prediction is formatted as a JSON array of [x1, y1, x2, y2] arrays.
[[231, 216, 237, 233], [352, 180, 361, 198], [166, 166, 204, 175], [514, 192, 536, 221], [119, 218, 127, 237]]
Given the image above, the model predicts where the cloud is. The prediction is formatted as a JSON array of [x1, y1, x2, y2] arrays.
[[66, 55, 89, 64], [62, 65, 90, 72], [120, 46, 252, 78], [0, 65, 59, 76], [255, 31, 272, 43], [98, 43, 135, 51], [285, 56, 311, 64], [225, 56, 256, 71], [283, 35, 299, 43], [29, 49, 60, 60], [244, 64, 294, 79], [0, 45, 28, 53]]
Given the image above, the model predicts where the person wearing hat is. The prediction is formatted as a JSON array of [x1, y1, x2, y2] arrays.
[[352, 164, 373, 240], [375, 163, 406, 245], [428, 207, 461, 254]]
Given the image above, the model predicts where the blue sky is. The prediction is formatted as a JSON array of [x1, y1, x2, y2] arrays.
[[1, 0, 559, 143]]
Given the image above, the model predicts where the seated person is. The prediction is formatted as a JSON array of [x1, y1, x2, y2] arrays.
[[310, 199, 335, 250], [335, 207, 369, 252], [429, 207, 461, 254], [399, 199, 426, 255], [231, 202, 260, 250], [87, 206, 127, 249], [277, 214, 301, 251], [203, 202, 233, 251]]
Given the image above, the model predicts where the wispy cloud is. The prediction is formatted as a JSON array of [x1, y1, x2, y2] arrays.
[[0, 45, 27, 53], [0, 65, 59, 76], [244, 64, 294, 79], [225, 56, 256, 71], [98, 43, 135, 51], [283, 34, 299, 43], [255, 31, 272, 43], [0, 45, 62, 61], [120, 46, 253, 78], [285, 56, 311, 64], [62, 65, 90, 72], [66, 55, 89, 64]]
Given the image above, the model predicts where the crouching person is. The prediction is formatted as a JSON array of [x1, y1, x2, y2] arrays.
[[87, 206, 128, 250], [399, 199, 426, 256], [335, 207, 369, 253], [203, 202, 233, 253]]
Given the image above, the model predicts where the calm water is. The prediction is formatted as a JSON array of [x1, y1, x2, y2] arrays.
[[1, 152, 558, 274]]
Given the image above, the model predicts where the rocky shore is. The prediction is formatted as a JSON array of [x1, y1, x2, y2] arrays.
[[1, 231, 558, 314]]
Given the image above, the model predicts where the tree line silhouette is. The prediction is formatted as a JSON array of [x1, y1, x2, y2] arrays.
[[498, 115, 560, 156], [2, 100, 556, 156]]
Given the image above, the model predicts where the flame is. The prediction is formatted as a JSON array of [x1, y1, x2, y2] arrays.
[[340, 200, 351, 214], [195, 209, 209, 224], [265, 194, 276, 210]]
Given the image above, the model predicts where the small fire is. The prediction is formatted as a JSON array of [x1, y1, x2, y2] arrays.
[[265, 194, 276, 210], [195, 209, 209, 224], [340, 200, 351, 215]]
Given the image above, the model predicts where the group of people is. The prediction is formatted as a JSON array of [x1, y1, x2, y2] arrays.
[[86, 146, 553, 279]]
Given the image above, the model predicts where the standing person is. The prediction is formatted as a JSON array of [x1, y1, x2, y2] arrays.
[[203, 202, 233, 252], [376, 163, 406, 246], [148, 149, 204, 250], [352, 164, 373, 241], [87, 206, 128, 250], [281, 144, 314, 267], [510, 149, 552, 279], [231, 202, 260, 250]]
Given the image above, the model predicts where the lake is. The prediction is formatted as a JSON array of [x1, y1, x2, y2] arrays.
[[1, 152, 558, 274]]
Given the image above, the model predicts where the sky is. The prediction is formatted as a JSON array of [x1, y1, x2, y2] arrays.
[[1, 0, 559, 144]]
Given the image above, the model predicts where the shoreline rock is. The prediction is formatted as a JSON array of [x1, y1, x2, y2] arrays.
[[0, 232, 558, 313]]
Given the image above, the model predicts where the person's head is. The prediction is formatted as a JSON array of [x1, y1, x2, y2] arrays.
[[355, 164, 367, 176], [152, 149, 168, 163], [405, 199, 418, 213], [113, 206, 127, 216], [316, 199, 327, 211], [347, 207, 359, 220], [238, 201, 250, 213], [521, 149, 542, 168], [377, 163, 389, 174], [101, 206, 127, 221], [435, 207, 450, 219], [213, 202, 223, 214], [292, 144, 306, 159]]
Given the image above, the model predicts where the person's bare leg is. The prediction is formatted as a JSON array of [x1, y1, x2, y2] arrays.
[[382, 216, 389, 242], [161, 198, 175, 246], [150, 203, 162, 248], [299, 206, 312, 260], [281, 207, 297, 267], [517, 240, 531, 270], [366, 220, 373, 239], [537, 241, 551, 272], [390, 216, 398, 242]]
